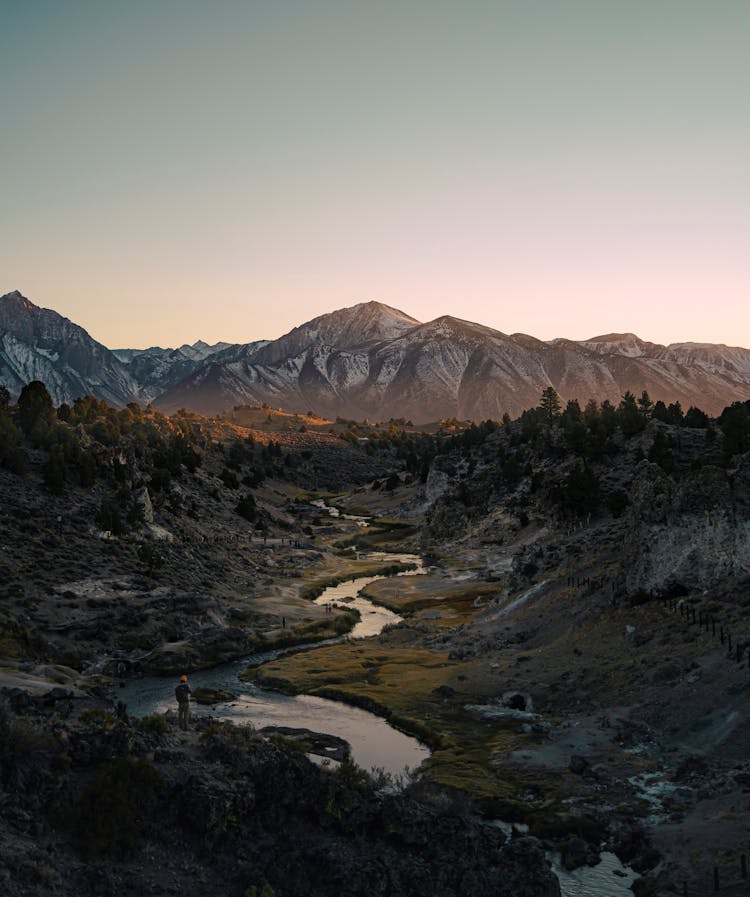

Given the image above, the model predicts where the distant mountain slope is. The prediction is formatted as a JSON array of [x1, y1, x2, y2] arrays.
[[156, 305, 750, 420], [0, 290, 139, 405], [112, 340, 232, 364], [251, 300, 420, 364], [3, 290, 750, 420], [112, 340, 249, 403], [155, 301, 424, 415]]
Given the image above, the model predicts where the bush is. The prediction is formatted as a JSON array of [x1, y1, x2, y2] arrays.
[[236, 493, 257, 522], [607, 489, 629, 517], [70, 757, 161, 858], [0, 414, 26, 474], [0, 706, 62, 791], [137, 715, 169, 736], [138, 543, 163, 574], [220, 468, 239, 489], [43, 448, 67, 494], [97, 497, 124, 536], [79, 708, 117, 729]]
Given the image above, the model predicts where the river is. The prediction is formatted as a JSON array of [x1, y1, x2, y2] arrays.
[[116, 549, 430, 777], [116, 502, 638, 894]]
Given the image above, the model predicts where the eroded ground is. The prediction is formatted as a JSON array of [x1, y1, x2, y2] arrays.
[[247, 495, 750, 896]]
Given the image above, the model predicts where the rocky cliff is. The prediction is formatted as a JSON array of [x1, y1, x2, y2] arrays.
[[625, 457, 750, 595]]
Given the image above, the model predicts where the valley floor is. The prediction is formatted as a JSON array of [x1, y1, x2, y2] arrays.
[[2, 445, 749, 897]]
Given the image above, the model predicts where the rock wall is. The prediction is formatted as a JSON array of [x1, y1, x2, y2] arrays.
[[625, 458, 750, 595]]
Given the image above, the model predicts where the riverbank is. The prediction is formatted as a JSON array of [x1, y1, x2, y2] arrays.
[[246, 504, 750, 896], [0, 689, 560, 897]]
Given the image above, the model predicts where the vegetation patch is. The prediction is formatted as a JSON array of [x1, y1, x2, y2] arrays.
[[243, 641, 543, 804], [192, 687, 237, 705], [66, 756, 162, 858], [333, 518, 417, 551], [299, 563, 417, 601], [254, 609, 361, 651], [360, 576, 496, 617], [137, 714, 170, 735]]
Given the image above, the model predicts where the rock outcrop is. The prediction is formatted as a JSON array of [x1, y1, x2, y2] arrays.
[[0, 693, 560, 897], [625, 457, 750, 594]]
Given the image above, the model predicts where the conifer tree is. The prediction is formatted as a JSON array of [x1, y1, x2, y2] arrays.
[[539, 386, 561, 421]]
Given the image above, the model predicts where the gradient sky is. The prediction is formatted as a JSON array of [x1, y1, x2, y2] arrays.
[[1, 1, 748, 349]]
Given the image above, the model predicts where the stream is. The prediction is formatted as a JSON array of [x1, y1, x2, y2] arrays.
[[116, 501, 638, 894], [116, 548, 430, 777]]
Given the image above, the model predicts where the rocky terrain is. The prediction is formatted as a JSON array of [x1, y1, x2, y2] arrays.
[[249, 399, 750, 896], [2, 383, 750, 895], [0, 292, 140, 407], [0, 691, 559, 897]]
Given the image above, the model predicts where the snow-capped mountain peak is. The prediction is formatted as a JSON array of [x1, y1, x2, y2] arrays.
[[3, 291, 750, 421]]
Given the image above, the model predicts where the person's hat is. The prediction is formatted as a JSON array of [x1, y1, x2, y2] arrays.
[[180, 674, 187, 682]]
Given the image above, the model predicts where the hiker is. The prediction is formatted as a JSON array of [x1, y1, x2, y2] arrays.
[[282, 616, 286, 629], [175, 674, 192, 731]]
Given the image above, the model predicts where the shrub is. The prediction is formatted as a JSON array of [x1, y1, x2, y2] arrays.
[[0, 707, 62, 791], [138, 543, 163, 574], [0, 414, 26, 474], [137, 715, 169, 736], [43, 448, 67, 494], [70, 757, 161, 858], [236, 493, 257, 522], [79, 708, 117, 729], [97, 497, 124, 536], [220, 468, 239, 489], [607, 489, 629, 517]]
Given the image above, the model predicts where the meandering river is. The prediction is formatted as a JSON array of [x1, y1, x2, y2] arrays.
[[116, 549, 430, 776], [115, 504, 639, 895]]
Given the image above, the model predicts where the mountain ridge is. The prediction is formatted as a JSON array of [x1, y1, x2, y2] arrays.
[[2, 290, 750, 419]]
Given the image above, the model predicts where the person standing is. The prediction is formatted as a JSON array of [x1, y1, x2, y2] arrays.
[[175, 674, 192, 731]]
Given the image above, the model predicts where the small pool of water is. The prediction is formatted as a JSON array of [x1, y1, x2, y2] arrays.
[[488, 823, 638, 896], [551, 851, 638, 896]]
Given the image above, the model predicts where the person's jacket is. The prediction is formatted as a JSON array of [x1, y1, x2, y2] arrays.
[[175, 683, 191, 704]]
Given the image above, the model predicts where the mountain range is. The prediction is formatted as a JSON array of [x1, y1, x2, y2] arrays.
[[2, 289, 750, 421]]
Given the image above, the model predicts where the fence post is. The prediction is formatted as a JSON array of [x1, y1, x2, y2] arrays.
[[741, 852, 747, 879], [713, 865, 719, 891]]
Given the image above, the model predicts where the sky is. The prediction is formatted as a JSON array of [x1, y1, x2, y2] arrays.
[[1, 0, 748, 349]]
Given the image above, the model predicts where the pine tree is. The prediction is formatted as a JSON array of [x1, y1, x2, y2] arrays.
[[539, 387, 561, 421], [0, 414, 26, 474], [637, 390, 654, 417], [17, 381, 55, 439], [619, 391, 645, 436]]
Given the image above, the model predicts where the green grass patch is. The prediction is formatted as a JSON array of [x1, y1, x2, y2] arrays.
[[254, 609, 361, 651], [333, 519, 417, 551]]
